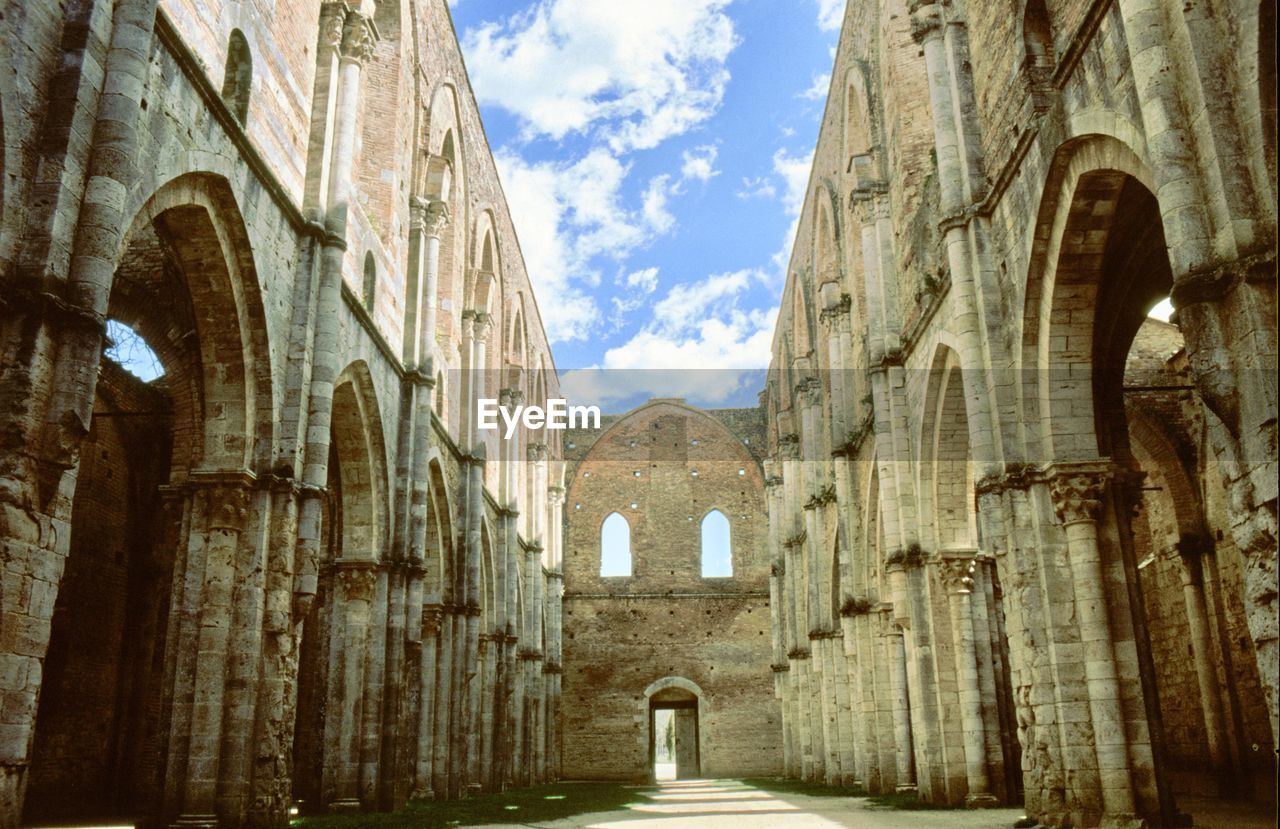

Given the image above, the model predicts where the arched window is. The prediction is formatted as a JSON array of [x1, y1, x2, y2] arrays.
[[363, 252, 377, 313], [1023, 0, 1054, 69], [701, 510, 732, 577], [600, 512, 631, 577], [222, 29, 252, 124]]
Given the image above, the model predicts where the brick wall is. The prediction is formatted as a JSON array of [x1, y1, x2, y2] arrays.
[[561, 400, 782, 780]]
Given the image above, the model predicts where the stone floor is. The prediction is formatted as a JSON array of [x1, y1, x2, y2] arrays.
[[474, 779, 1027, 828]]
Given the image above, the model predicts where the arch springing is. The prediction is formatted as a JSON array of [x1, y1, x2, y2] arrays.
[[701, 510, 732, 577], [601, 512, 632, 577]]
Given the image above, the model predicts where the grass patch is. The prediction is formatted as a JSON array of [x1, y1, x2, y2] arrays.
[[741, 777, 868, 798], [292, 780, 648, 828]]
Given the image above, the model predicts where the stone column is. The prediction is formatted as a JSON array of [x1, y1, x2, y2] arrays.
[[461, 446, 485, 795], [545, 484, 566, 780], [294, 2, 377, 701], [1048, 468, 1137, 821], [435, 606, 455, 798], [886, 621, 916, 793], [765, 467, 798, 777], [940, 557, 997, 806], [414, 605, 443, 798], [325, 560, 379, 813], [479, 633, 497, 788], [166, 480, 252, 828], [419, 200, 449, 366], [1176, 539, 1233, 789], [458, 312, 476, 449]]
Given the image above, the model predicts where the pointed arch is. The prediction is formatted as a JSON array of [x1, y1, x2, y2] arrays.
[[330, 362, 389, 561], [426, 455, 455, 601], [601, 512, 632, 577], [918, 344, 976, 551], [117, 172, 275, 474], [700, 509, 733, 578]]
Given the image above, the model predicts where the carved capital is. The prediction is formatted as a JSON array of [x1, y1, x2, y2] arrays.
[[937, 557, 976, 595], [423, 199, 449, 238], [909, 2, 944, 43], [335, 560, 379, 601], [529, 443, 549, 463], [339, 10, 377, 63], [548, 485, 565, 505], [192, 477, 253, 533], [422, 603, 445, 632], [777, 433, 800, 461], [1049, 469, 1108, 526], [320, 4, 346, 49], [819, 293, 852, 325]]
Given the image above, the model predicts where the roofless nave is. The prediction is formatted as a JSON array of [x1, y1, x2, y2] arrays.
[[0, 1, 1274, 828]]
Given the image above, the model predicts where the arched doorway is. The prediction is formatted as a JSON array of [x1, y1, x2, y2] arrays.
[[645, 678, 702, 782]]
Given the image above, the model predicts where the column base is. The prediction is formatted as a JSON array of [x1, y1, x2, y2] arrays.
[[170, 815, 218, 829], [965, 792, 1000, 808], [466, 783, 483, 798], [894, 783, 918, 794], [328, 798, 362, 813]]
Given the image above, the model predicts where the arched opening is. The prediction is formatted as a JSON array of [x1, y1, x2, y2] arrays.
[[646, 680, 701, 781], [1024, 143, 1275, 824], [222, 29, 252, 124], [927, 357, 975, 550], [292, 367, 385, 813], [24, 175, 266, 827], [600, 512, 631, 577], [363, 251, 377, 313], [843, 67, 873, 183], [700, 510, 732, 577]]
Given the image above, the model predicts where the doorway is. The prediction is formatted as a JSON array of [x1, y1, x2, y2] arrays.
[[649, 690, 699, 781]]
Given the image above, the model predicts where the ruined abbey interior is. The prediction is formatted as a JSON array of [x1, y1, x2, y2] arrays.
[[0, 0, 1274, 828]]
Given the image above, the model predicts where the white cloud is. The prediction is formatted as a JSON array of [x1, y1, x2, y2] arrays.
[[736, 175, 777, 200], [816, 0, 844, 31], [680, 144, 720, 182], [495, 147, 675, 343], [462, 0, 739, 152], [642, 175, 676, 234], [772, 147, 814, 217], [561, 269, 779, 407], [625, 267, 660, 294], [800, 72, 831, 101]]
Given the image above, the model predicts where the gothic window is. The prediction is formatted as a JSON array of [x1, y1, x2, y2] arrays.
[[601, 512, 631, 577], [363, 252, 377, 313], [701, 510, 732, 577], [1023, 0, 1054, 69], [222, 29, 252, 124]]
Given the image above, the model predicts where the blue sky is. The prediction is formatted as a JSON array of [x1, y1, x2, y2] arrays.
[[449, 0, 843, 409]]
